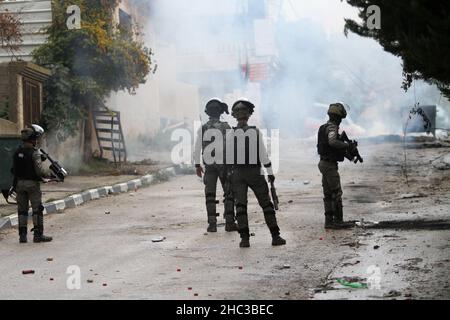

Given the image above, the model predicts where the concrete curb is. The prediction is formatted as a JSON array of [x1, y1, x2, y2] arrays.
[[0, 164, 191, 230]]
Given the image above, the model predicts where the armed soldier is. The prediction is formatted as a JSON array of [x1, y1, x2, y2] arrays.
[[12, 125, 53, 243], [317, 103, 356, 229], [194, 99, 238, 233], [227, 99, 286, 248]]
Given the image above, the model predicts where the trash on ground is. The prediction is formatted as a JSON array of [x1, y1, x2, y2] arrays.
[[46, 258, 53, 262], [336, 277, 368, 289], [105, 211, 111, 215], [152, 236, 166, 243], [22, 270, 35, 275], [374, 245, 380, 250], [87, 279, 94, 283], [303, 181, 310, 185], [383, 290, 402, 298]]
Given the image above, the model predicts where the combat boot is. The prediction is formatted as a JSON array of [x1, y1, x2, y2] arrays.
[[324, 213, 334, 229], [225, 217, 238, 232], [270, 226, 286, 246], [18, 214, 28, 244], [240, 236, 250, 248], [207, 223, 217, 233], [32, 214, 53, 243], [330, 206, 354, 230], [19, 228, 27, 244]]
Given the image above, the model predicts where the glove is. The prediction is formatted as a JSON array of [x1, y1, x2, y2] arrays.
[[196, 166, 204, 178], [268, 175, 275, 183]]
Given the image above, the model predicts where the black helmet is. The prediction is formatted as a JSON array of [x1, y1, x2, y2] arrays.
[[21, 124, 44, 142], [231, 99, 255, 119], [205, 98, 229, 116]]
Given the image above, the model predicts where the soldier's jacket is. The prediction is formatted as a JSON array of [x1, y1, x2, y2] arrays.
[[194, 119, 231, 166], [12, 145, 45, 181], [225, 124, 273, 173], [317, 121, 348, 162]]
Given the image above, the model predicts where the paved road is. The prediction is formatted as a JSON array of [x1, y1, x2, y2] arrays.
[[1, 141, 448, 300], [0, 142, 358, 300]]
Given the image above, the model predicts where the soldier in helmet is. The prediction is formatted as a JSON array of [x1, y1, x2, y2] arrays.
[[227, 99, 286, 248], [194, 98, 238, 233], [12, 125, 53, 243], [317, 103, 353, 229]]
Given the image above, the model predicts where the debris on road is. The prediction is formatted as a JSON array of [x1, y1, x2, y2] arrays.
[[303, 181, 310, 185], [46, 258, 53, 262], [152, 236, 166, 243], [105, 211, 111, 215], [342, 260, 360, 267], [337, 277, 368, 289], [22, 270, 35, 275], [87, 279, 94, 283], [374, 245, 380, 250], [383, 290, 402, 298]]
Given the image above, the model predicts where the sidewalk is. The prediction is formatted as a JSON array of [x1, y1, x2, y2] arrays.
[[0, 164, 191, 230]]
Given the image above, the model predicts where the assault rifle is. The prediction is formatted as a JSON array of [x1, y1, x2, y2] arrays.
[[340, 131, 364, 164]]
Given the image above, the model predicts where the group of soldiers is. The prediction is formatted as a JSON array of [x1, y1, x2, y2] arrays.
[[12, 100, 355, 247], [195, 99, 356, 248]]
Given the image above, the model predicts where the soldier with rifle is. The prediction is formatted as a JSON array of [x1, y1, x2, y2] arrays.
[[317, 103, 363, 230]]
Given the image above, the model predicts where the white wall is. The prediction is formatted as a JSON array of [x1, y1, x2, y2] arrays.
[[0, 0, 52, 63]]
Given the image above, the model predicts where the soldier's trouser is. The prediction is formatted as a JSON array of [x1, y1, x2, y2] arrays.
[[232, 166, 280, 238], [318, 160, 343, 221], [203, 165, 235, 224], [16, 180, 44, 235]]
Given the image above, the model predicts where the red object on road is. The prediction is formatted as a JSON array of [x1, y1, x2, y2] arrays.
[[177, 268, 181, 272], [22, 270, 35, 275]]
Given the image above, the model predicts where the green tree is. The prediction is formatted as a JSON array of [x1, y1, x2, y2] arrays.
[[33, 0, 152, 159], [344, 0, 450, 99]]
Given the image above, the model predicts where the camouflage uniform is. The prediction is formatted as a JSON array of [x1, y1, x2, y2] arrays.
[[194, 119, 236, 231], [317, 120, 348, 227], [12, 145, 50, 242]]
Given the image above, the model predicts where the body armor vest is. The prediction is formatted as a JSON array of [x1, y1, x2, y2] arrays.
[[12, 146, 40, 181], [317, 124, 345, 162], [232, 126, 262, 167]]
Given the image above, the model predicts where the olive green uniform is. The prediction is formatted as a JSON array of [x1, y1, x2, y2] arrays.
[[227, 125, 281, 239], [12, 146, 46, 241], [194, 119, 236, 226], [318, 121, 348, 224]]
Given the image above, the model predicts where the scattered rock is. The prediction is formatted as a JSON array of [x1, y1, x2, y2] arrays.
[[152, 236, 166, 243], [46, 258, 53, 262], [303, 181, 310, 185], [105, 211, 111, 215], [288, 200, 294, 204], [374, 245, 380, 250], [384, 290, 402, 298], [22, 270, 35, 275], [87, 279, 94, 283]]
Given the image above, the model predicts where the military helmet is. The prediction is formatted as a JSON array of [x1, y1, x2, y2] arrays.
[[205, 98, 229, 116], [231, 99, 255, 119], [21, 124, 45, 142], [328, 103, 347, 119]]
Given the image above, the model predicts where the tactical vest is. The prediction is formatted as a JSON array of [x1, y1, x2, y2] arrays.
[[317, 124, 345, 162], [202, 120, 228, 165], [231, 126, 262, 167], [12, 146, 40, 181]]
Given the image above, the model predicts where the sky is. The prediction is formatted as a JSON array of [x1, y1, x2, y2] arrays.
[[282, 0, 360, 34]]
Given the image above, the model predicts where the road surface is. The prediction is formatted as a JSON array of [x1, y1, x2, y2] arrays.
[[0, 140, 449, 300]]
